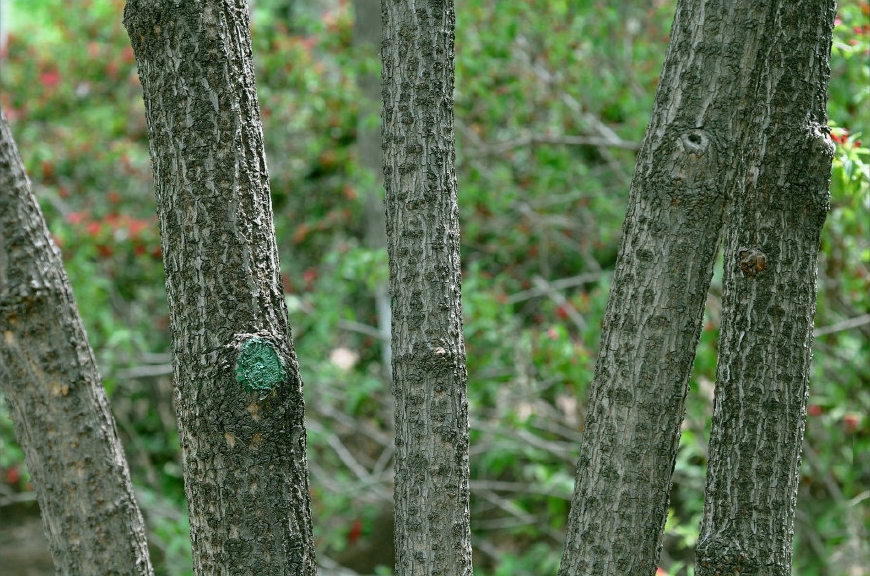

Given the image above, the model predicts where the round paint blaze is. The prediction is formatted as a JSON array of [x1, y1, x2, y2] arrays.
[[235, 338, 285, 394]]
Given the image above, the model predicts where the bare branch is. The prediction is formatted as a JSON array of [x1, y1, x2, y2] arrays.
[[507, 272, 604, 304], [814, 313, 870, 337]]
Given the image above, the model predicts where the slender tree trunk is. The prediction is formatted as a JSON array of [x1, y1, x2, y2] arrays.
[[557, 0, 835, 570], [696, 2, 836, 574], [381, 1, 472, 575], [123, 2, 315, 574], [0, 109, 154, 576]]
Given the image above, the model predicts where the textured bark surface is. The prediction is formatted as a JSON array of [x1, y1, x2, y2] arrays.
[[381, 1, 473, 575], [0, 110, 154, 576], [123, 2, 315, 574], [556, 0, 823, 571], [696, 2, 836, 575]]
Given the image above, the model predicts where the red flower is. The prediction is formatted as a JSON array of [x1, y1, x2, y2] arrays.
[[40, 69, 61, 89], [5, 466, 20, 485], [67, 211, 87, 225], [281, 273, 294, 293], [347, 518, 363, 546], [844, 413, 861, 433], [128, 219, 150, 238], [41, 160, 55, 180], [303, 268, 318, 287]]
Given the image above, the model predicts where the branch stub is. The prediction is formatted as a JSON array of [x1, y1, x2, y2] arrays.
[[235, 337, 285, 394]]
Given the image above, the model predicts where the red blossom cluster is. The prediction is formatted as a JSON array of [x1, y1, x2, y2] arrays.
[[64, 211, 160, 259], [830, 128, 862, 148]]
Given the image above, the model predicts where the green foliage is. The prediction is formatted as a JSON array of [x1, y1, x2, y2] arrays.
[[0, 399, 28, 491], [0, 0, 866, 574], [136, 488, 193, 576]]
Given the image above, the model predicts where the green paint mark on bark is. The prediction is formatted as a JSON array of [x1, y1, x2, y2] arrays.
[[235, 338, 284, 394]]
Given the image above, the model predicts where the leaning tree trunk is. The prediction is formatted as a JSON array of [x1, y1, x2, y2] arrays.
[[381, 1, 473, 575], [695, 2, 836, 574], [123, 2, 315, 574], [0, 109, 154, 576], [555, 0, 833, 572]]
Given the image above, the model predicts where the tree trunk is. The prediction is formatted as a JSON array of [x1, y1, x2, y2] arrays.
[[695, 2, 836, 574], [123, 2, 315, 574], [0, 109, 154, 576], [381, 1, 473, 575], [556, 0, 829, 571]]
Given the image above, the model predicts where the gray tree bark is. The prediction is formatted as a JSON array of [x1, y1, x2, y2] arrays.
[[0, 109, 154, 576], [558, 9, 730, 576], [695, 2, 836, 574], [559, 1, 837, 574], [381, 1, 473, 575], [562, 1, 797, 573], [123, 2, 315, 574]]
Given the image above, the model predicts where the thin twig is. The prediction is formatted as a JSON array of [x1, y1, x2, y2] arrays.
[[507, 272, 604, 304], [338, 319, 388, 342], [531, 275, 588, 332], [468, 479, 570, 500], [116, 364, 173, 379], [814, 313, 870, 337], [464, 133, 641, 158], [0, 490, 38, 507]]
